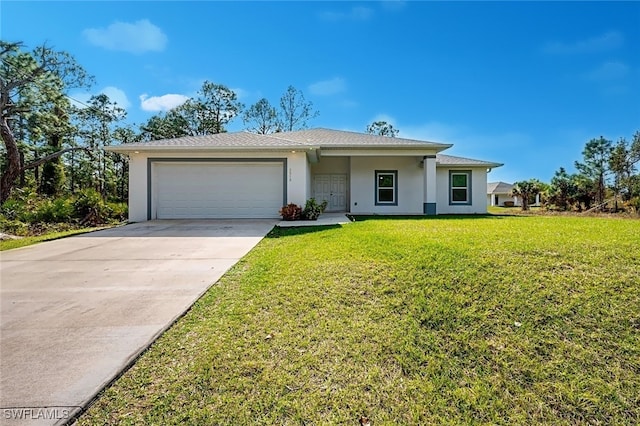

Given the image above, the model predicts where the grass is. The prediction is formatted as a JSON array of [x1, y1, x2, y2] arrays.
[[78, 216, 639, 425], [0, 227, 105, 251]]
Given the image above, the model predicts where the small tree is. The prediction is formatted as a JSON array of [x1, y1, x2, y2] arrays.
[[511, 179, 542, 211], [575, 136, 613, 209], [199, 81, 243, 134], [277, 86, 318, 132], [140, 111, 189, 141], [243, 98, 278, 134], [366, 121, 399, 137], [548, 168, 569, 210]]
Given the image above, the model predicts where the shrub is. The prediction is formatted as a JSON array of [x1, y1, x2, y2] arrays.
[[279, 203, 302, 221], [0, 216, 29, 236], [0, 191, 41, 222], [107, 202, 128, 222], [0, 198, 25, 221], [33, 198, 74, 223], [625, 197, 640, 214], [302, 198, 328, 220], [73, 188, 111, 224]]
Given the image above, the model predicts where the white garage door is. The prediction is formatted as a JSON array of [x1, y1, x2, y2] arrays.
[[154, 162, 284, 219]]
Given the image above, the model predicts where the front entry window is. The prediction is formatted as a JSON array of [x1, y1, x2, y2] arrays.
[[375, 170, 398, 205]]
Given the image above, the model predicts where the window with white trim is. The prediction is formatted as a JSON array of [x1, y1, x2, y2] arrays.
[[375, 170, 398, 206], [450, 171, 471, 205]]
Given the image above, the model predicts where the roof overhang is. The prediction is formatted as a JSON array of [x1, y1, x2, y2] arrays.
[[105, 145, 308, 154], [320, 146, 448, 157], [436, 162, 504, 168]]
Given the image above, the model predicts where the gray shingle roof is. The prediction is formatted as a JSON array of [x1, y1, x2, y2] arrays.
[[436, 154, 503, 168], [108, 131, 308, 149], [487, 181, 514, 194], [106, 128, 503, 169], [107, 128, 452, 151], [270, 128, 452, 149]]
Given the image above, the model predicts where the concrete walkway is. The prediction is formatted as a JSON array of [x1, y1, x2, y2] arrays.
[[277, 212, 353, 228], [0, 220, 276, 425]]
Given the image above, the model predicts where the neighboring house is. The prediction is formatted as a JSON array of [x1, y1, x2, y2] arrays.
[[487, 181, 520, 207], [487, 181, 540, 207], [108, 128, 502, 221]]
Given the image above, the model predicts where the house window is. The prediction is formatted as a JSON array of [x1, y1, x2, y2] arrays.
[[375, 170, 398, 206], [450, 171, 472, 205]]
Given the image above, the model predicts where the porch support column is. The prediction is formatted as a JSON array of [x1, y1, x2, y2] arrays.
[[423, 155, 437, 215]]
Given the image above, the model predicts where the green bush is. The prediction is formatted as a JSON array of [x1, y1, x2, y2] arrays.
[[626, 197, 640, 214], [106, 201, 128, 221], [1, 189, 128, 237], [0, 216, 29, 236], [302, 198, 328, 220], [0, 198, 25, 221], [73, 188, 111, 223], [0, 191, 41, 222], [33, 197, 74, 223]]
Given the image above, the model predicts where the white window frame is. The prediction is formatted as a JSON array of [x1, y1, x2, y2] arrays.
[[375, 170, 398, 206], [449, 170, 472, 205]]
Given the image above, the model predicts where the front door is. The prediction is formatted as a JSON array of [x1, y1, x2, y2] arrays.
[[313, 174, 347, 212]]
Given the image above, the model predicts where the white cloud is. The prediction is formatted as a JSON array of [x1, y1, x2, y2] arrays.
[[542, 31, 623, 54], [370, 113, 397, 126], [319, 6, 374, 21], [585, 61, 629, 81], [102, 86, 131, 109], [139, 93, 189, 112], [231, 87, 249, 99], [83, 19, 167, 53], [69, 86, 131, 109], [309, 77, 346, 96]]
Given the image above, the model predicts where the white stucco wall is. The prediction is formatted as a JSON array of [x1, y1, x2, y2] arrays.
[[489, 193, 521, 207], [128, 154, 148, 222], [437, 168, 488, 214], [349, 156, 423, 214], [125, 150, 307, 222], [126, 148, 494, 220], [286, 151, 309, 206], [310, 156, 350, 174]]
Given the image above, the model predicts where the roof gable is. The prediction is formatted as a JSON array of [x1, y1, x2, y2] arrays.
[[271, 128, 452, 149], [108, 128, 452, 151], [487, 181, 513, 194]]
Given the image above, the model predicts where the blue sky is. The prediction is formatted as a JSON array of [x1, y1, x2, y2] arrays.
[[3, 1, 639, 183]]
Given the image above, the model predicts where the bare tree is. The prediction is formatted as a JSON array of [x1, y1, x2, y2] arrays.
[[277, 86, 319, 132]]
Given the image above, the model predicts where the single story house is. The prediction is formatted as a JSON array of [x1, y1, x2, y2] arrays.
[[108, 128, 502, 221], [487, 181, 520, 207], [487, 181, 540, 207]]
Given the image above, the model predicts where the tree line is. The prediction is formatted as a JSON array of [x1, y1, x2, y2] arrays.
[[511, 133, 640, 212], [0, 41, 320, 206], [2, 41, 637, 221]]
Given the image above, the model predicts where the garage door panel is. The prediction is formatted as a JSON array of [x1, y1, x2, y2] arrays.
[[154, 162, 283, 219]]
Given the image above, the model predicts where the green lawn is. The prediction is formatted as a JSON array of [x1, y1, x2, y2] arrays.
[[0, 227, 104, 251], [79, 216, 639, 425]]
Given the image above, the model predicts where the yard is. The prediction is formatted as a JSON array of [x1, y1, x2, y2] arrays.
[[78, 216, 639, 425]]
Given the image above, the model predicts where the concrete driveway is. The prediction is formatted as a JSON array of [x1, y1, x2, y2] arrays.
[[0, 220, 276, 425]]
